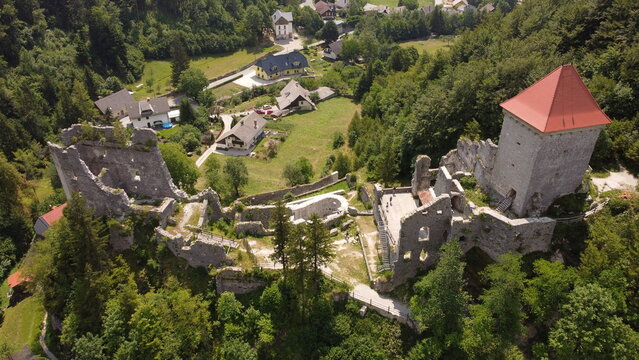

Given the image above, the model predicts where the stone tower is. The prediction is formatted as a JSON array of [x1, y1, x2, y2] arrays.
[[490, 65, 611, 217]]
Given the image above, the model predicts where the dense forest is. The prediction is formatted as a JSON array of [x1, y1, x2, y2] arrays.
[[1, 0, 639, 359]]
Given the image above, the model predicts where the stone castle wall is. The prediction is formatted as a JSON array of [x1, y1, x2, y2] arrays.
[[239, 171, 342, 205]]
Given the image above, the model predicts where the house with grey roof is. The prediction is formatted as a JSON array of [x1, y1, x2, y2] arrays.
[[125, 97, 172, 129], [216, 112, 267, 151], [94, 89, 135, 119], [255, 51, 309, 80], [276, 80, 316, 113], [323, 39, 343, 61], [272, 10, 294, 40]]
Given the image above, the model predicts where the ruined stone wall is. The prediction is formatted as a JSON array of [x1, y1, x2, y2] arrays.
[[216, 267, 267, 294], [156, 227, 231, 268], [49, 143, 132, 217], [60, 125, 187, 201], [49, 125, 190, 216], [440, 138, 498, 191], [239, 205, 280, 227], [390, 195, 453, 286], [239, 171, 342, 205], [450, 207, 556, 261], [411, 155, 432, 196], [234, 221, 271, 237]]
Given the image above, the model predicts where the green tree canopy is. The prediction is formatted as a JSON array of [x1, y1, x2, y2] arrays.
[[224, 157, 249, 199], [178, 68, 208, 99], [159, 142, 198, 193]]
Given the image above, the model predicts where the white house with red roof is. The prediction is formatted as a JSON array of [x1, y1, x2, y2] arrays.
[[34, 202, 67, 237], [490, 64, 611, 216]]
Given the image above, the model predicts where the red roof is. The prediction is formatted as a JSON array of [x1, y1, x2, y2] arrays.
[[500, 65, 611, 133], [40, 202, 67, 226], [8, 271, 30, 288]]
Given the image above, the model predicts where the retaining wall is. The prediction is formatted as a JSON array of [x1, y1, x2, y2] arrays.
[[239, 171, 342, 205]]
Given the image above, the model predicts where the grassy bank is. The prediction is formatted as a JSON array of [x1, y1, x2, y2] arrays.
[[129, 44, 281, 99], [203, 97, 358, 195], [399, 37, 456, 55]]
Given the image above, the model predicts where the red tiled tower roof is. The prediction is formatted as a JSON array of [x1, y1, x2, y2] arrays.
[[500, 65, 611, 133], [40, 202, 67, 226]]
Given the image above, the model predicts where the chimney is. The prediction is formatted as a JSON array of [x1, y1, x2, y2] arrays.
[[254, 120, 257, 128], [146, 97, 151, 102], [241, 120, 244, 126]]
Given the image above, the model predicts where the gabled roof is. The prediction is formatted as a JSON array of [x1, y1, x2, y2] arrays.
[[217, 112, 267, 144], [315, 0, 335, 15], [327, 40, 343, 57], [480, 3, 495, 12], [95, 89, 135, 115], [40, 203, 67, 227], [500, 65, 611, 133], [276, 80, 316, 110], [126, 97, 170, 120], [8, 271, 30, 288], [255, 52, 309, 76], [272, 10, 293, 23]]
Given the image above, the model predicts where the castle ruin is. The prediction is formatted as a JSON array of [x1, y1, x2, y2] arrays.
[[375, 65, 611, 288]]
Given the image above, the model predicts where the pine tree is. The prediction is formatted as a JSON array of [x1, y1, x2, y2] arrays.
[[305, 214, 334, 298], [270, 201, 291, 276], [170, 35, 190, 87]]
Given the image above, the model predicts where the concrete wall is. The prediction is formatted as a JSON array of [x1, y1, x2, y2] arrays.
[[239, 171, 341, 205]]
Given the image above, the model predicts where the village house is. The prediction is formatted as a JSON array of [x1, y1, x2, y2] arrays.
[[272, 10, 294, 40], [315, 0, 336, 20], [323, 39, 343, 61], [125, 97, 172, 129], [480, 2, 495, 12], [8, 271, 31, 306], [255, 51, 309, 80], [94, 89, 135, 119], [276, 80, 316, 113], [452, 0, 469, 11], [34, 202, 67, 237], [216, 112, 267, 152]]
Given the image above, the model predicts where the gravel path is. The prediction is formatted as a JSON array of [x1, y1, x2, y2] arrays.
[[591, 168, 638, 192]]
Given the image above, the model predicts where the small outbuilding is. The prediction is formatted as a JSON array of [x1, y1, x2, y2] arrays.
[[34, 202, 67, 237]]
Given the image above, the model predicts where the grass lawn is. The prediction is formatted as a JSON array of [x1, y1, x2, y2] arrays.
[[204, 97, 358, 195], [399, 37, 456, 55], [128, 44, 281, 100], [211, 82, 245, 99], [366, 0, 433, 6], [228, 95, 273, 113], [0, 294, 45, 353]]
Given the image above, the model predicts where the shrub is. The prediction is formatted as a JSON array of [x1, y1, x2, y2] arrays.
[[332, 132, 345, 149]]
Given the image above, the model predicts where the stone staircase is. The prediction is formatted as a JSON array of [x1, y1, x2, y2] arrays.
[[495, 191, 515, 213]]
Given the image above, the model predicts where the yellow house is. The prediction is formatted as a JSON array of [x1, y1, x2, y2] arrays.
[[255, 51, 309, 80]]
